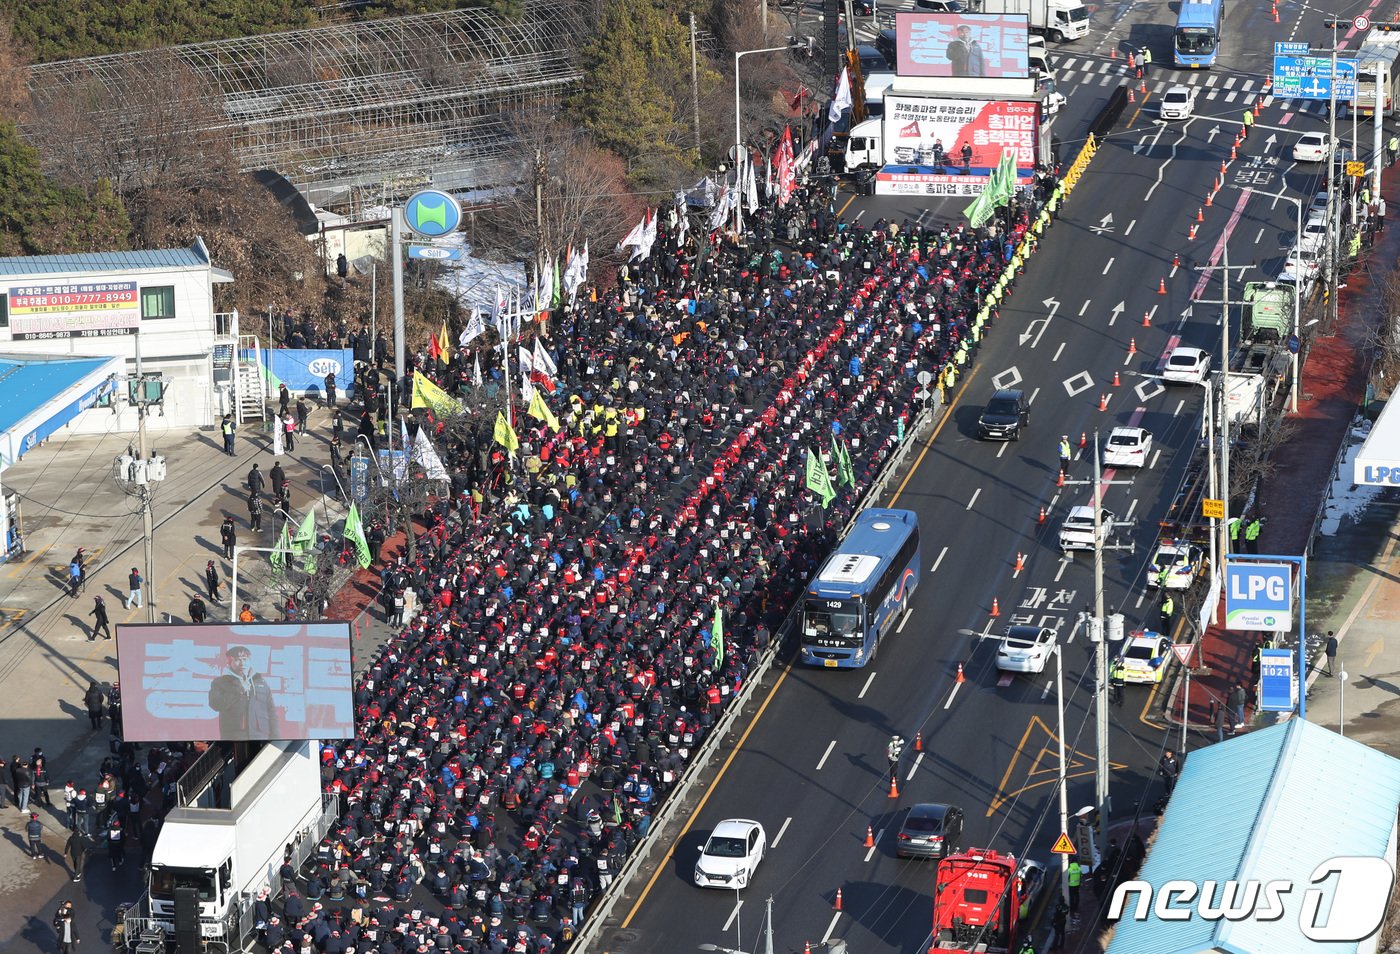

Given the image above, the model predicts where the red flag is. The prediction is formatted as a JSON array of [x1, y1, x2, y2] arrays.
[[785, 86, 809, 112], [428, 330, 442, 364], [775, 126, 797, 207]]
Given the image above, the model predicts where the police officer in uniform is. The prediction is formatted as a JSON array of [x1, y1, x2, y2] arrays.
[[886, 734, 905, 786]]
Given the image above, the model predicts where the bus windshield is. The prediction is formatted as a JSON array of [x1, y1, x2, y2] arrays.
[[1175, 29, 1216, 54], [803, 601, 864, 646]]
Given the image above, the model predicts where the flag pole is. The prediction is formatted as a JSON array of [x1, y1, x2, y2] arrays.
[[504, 288, 514, 427]]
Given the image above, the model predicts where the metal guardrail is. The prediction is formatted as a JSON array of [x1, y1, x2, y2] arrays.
[[571, 399, 941, 951]]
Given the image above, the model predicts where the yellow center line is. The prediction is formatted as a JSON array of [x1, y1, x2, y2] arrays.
[[620, 661, 794, 928]]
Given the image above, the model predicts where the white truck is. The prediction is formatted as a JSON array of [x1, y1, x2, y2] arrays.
[[979, 0, 1089, 41], [123, 741, 336, 952]]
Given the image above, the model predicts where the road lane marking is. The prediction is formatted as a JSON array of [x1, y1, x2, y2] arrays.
[[773, 816, 793, 847], [724, 899, 744, 932], [1126, 498, 1139, 521], [1054, 559, 1069, 583], [822, 912, 842, 943], [1150, 449, 1162, 469], [890, 368, 980, 505], [931, 546, 948, 574], [858, 669, 878, 698], [864, 828, 884, 863], [998, 441, 1010, 458], [1029, 387, 1041, 404], [1173, 399, 1185, 417], [897, 606, 914, 632], [1053, 342, 1066, 362], [1041, 680, 1052, 700], [1125, 218, 1137, 236], [1103, 258, 1115, 275], [943, 679, 963, 709], [967, 487, 982, 510], [906, 751, 925, 782], [816, 740, 837, 771]]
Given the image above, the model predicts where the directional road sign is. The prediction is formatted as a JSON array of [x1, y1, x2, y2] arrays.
[[1258, 647, 1297, 711], [407, 245, 464, 261], [1272, 56, 1357, 100], [1225, 559, 1294, 632]]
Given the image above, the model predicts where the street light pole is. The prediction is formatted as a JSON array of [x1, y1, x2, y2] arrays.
[[1091, 433, 1109, 822], [1055, 645, 1071, 908]]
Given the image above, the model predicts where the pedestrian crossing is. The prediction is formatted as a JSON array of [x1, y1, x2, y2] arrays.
[[1050, 54, 1332, 115]]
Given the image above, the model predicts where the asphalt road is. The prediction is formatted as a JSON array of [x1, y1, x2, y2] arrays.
[[600, 3, 1372, 953]]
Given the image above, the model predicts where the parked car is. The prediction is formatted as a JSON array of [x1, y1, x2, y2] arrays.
[[896, 803, 965, 859], [1117, 632, 1170, 684], [1293, 132, 1337, 162], [694, 819, 767, 888], [997, 625, 1058, 674], [1162, 346, 1210, 384], [1103, 426, 1153, 468], [1059, 505, 1115, 552], [1148, 541, 1206, 590], [978, 388, 1030, 440]]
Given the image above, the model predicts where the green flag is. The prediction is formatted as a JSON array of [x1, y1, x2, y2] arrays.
[[551, 256, 562, 309], [292, 511, 315, 553], [964, 185, 996, 228], [805, 448, 836, 508], [710, 603, 724, 669], [833, 436, 855, 489], [344, 502, 371, 569], [270, 521, 291, 570], [991, 148, 1017, 204]]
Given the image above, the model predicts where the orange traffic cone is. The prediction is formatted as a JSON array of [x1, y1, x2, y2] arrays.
[[1129, 87, 1136, 103], [834, 888, 844, 910], [1173, 252, 1180, 268], [864, 825, 875, 848], [1273, 4, 1279, 22], [1140, 79, 1147, 95], [956, 663, 966, 683], [1205, 191, 1213, 207], [1057, 469, 1065, 487], [1129, 337, 1138, 355], [1188, 223, 1198, 240], [1128, 52, 1135, 69], [1157, 278, 1167, 294], [914, 730, 924, 752], [1196, 207, 1204, 222], [1111, 47, 1118, 59], [1112, 370, 1121, 387], [888, 776, 900, 798], [1099, 393, 1109, 411], [990, 597, 1000, 617], [1079, 432, 1087, 449], [1038, 506, 1047, 525], [1220, 160, 1227, 176], [1014, 552, 1025, 572], [1254, 98, 1261, 116], [1231, 143, 1237, 161], [805, 943, 813, 954], [1142, 310, 1152, 327]]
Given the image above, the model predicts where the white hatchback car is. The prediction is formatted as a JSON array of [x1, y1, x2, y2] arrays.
[[1293, 132, 1336, 162], [695, 819, 767, 889], [997, 625, 1058, 674], [1103, 426, 1153, 468], [1159, 85, 1196, 120], [1162, 346, 1210, 384]]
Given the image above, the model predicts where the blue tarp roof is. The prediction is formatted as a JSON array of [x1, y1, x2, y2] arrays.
[[1107, 719, 1400, 954], [0, 354, 121, 465]]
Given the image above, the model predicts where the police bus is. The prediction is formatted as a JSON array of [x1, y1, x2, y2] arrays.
[[800, 508, 921, 669], [1174, 0, 1223, 68]]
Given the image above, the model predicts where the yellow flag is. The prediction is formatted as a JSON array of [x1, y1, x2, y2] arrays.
[[410, 373, 461, 416], [527, 389, 560, 432], [494, 411, 519, 453], [436, 321, 452, 363]]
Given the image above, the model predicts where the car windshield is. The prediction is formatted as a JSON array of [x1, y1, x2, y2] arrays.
[[1125, 643, 1159, 660], [1165, 92, 1188, 104], [986, 397, 1019, 415], [704, 836, 748, 859]]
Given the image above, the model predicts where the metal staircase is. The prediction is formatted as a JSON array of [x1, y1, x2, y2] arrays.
[[236, 334, 266, 425]]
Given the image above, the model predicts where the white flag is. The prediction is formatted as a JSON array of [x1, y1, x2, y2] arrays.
[[639, 210, 658, 261], [674, 191, 689, 242], [745, 156, 759, 212], [533, 337, 558, 382], [708, 185, 731, 230], [518, 345, 535, 380], [460, 308, 486, 346], [412, 427, 450, 481], [617, 214, 648, 261], [473, 354, 482, 388], [829, 66, 852, 123], [563, 242, 588, 301]]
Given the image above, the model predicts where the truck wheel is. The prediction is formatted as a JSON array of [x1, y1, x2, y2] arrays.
[[1051, 29, 1063, 42]]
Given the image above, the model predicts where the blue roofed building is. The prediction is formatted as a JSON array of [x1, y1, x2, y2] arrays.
[[0, 239, 238, 434], [1107, 719, 1400, 954]]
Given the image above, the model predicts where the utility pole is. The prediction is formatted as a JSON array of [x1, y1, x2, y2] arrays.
[[113, 334, 167, 623], [1193, 246, 1253, 611], [690, 14, 703, 163], [534, 147, 548, 300]]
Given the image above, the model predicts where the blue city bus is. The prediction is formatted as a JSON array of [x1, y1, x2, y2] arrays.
[[800, 508, 921, 669], [1174, 0, 1223, 68]]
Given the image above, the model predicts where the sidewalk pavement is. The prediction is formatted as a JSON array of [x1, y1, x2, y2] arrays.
[[1168, 168, 1400, 730], [0, 403, 385, 953]]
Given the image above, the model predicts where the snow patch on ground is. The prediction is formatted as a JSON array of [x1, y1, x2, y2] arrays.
[[1318, 425, 1380, 536], [428, 231, 528, 313]]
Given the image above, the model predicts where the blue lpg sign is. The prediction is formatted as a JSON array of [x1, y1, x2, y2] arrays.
[[1258, 647, 1297, 712], [404, 190, 462, 238], [1224, 559, 1294, 632]]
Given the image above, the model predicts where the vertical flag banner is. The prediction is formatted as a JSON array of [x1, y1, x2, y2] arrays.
[[344, 502, 371, 569], [805, 448, 836, 507], [710, 603, 724, 668], [494, 411, 520, 453]]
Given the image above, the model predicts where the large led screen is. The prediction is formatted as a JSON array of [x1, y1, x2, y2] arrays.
[[116, 622, 355, 743], [895, 13, 1032, 79]]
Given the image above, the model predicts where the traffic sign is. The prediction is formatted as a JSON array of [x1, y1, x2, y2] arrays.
[[1201, 497, 1225, 519], [1274, 42, 1309, 55], [1271, 55, 1356, 100], [1225, 559, 1294, 632], [1355, 15, 1371, 31], [407, 244, 463, 261], [1051, 832, 1076, 854], [1346, 160, 1367, 177], [404, 189, 462, 238], [1287, 333, 1301, 354], [1258, 647, 1297, 711], [1171, 643, 1195, 667]]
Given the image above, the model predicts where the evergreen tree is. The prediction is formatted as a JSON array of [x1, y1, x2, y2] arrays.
[[0, 122, 130, 255]]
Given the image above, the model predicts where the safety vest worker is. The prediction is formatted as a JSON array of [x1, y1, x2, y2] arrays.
[[1228, 517, 1242, 542], [1067, 861, 1083, 887], [1245, 519, 1263, 542]]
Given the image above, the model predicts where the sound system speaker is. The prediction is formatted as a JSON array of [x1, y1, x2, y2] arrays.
[[174, 886, 200, 954]]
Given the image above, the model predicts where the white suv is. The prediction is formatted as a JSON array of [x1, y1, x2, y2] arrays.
[[1059, 505, 1114, 552]]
